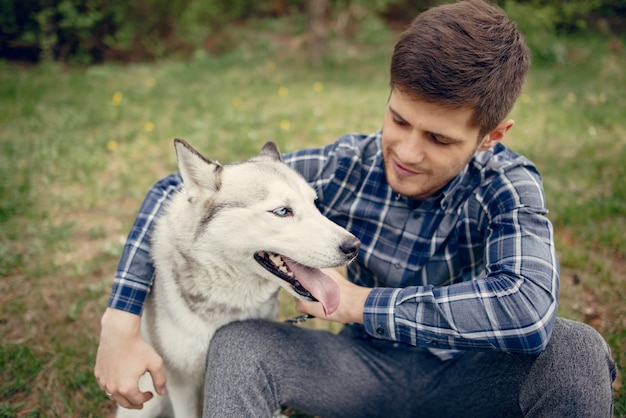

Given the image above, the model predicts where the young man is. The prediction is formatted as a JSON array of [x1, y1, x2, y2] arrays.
[[95, 1, 616, 416]]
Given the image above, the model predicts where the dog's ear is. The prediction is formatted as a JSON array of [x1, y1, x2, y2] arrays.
[[174, 138, 223, 194], [257, 141, 282, 162]]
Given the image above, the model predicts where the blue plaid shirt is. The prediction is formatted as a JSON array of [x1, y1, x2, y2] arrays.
[[109, 132, 559, 357]]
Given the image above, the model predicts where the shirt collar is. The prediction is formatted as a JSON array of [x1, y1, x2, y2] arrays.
[[439, 164, 470, 211]]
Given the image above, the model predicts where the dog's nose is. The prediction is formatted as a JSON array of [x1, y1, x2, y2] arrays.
[[340, 237, 361, 258]]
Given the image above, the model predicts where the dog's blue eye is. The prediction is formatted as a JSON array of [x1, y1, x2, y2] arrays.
[[272, 207, 293, 217]]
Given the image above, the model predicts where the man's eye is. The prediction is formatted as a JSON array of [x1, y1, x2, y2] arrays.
[[430, 134, 449, 145], [393, 118, 408, 127], [271, 207, 293, 217]]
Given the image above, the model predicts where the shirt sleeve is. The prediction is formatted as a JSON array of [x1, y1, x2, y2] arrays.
[[363, 164, 559, 355], [107, 173, 183, 315]]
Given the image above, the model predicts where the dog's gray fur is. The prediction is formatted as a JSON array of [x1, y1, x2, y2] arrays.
[[116, 139, 360, 417]]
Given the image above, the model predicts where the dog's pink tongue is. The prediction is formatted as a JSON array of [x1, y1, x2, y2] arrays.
[[284, 259, 340, 315]]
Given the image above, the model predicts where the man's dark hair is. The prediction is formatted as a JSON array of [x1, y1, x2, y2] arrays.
[[390, 0, 531, 138]]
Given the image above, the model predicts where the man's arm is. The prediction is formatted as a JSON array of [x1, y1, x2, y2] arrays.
[[361, 171, 559, 355], [300, 204, 558, 355], [95, 174, 182, 406], [107, 174, 183, 314]]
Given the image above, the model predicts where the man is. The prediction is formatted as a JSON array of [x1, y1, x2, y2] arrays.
[[95, 1, 616, 416]]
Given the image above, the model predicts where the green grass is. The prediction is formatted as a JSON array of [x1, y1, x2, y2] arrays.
[[0, 23, 624, 416]]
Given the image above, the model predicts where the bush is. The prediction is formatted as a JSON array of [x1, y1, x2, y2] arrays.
[[0, 0, 128, 63], [503, 0, 611, 64], [0, 0, 624, 63], [0, 0, 294, 63]]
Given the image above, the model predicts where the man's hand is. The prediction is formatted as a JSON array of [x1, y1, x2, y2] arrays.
[[94, 308, 167, 409], [295, 269, 371, 324]]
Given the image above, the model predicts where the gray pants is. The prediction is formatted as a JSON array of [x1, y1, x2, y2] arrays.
[[203, 318, 616, 417]]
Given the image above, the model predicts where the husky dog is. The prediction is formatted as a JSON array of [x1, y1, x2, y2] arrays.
[[116, 139, 360, 418]]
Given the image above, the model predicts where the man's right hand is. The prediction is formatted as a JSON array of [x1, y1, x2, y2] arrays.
[[94, 308, 167, 409]]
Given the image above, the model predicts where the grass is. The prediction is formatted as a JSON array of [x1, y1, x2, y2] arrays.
[[0, 21, 625, 416]]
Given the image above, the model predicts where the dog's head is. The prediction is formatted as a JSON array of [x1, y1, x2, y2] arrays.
[[172, 139, 360, 315]]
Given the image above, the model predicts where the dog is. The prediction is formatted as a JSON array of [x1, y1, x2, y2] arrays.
[[115, 139, 360, 417]]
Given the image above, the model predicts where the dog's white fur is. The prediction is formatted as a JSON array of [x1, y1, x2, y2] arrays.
[[116, 139, 359, 417]]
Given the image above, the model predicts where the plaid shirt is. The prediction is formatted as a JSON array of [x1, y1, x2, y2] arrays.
[[109, 132, 558, 357]]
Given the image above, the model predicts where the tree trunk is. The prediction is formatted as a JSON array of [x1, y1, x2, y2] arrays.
[[307, 0, 328, 64]]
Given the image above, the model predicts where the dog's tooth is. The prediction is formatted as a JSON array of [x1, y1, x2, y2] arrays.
[[281, 267, 294, 277], [279, 265, 289, 274], [270, 254, 282, 266]]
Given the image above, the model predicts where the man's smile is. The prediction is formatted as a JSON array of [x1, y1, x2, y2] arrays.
[[389, 152, 426, 178]]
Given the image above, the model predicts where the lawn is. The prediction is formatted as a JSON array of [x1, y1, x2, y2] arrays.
[[0, 22, 624, 417]]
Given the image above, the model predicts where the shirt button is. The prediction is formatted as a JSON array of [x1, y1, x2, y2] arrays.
[[376, 327, 385, 335], [430, 340, 439, 346], [394, 263, 402, 269]]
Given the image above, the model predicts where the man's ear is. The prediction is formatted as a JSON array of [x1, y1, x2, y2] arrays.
[[478, 119, 514, 151]]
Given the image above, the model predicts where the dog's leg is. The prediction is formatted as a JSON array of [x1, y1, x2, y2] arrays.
[[167, 375, 202, 418]]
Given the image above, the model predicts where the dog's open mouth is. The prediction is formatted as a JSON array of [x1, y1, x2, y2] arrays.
[[254, 251, 314, 299], [254, 251, 340, 315]]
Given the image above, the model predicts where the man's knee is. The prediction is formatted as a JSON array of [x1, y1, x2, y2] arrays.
[[521, 318, 616, 416], [549, 318, 614, 372]]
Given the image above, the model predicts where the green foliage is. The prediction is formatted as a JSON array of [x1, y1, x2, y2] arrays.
[[0, 0, 280, 63], [1, 0, 625, 63], [0, 344, 41, 399], [503, 0, 606, 64], [504, 1, 563, 63], [516, 0, 603, 32]]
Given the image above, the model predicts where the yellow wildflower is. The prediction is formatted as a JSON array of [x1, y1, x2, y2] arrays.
[[111, 91, 123, 106]]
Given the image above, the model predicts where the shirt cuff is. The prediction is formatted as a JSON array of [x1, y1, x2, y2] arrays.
[[362, 287, 401, 340], [107, 276, 151, 315]]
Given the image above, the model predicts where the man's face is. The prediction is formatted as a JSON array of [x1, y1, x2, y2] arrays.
[[382, 89, 489, 200]]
